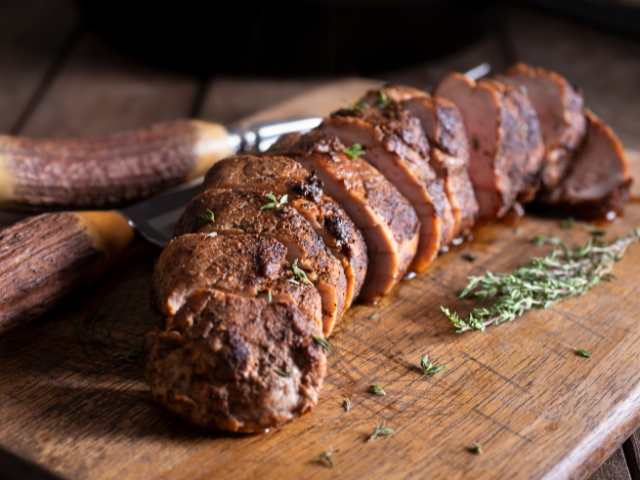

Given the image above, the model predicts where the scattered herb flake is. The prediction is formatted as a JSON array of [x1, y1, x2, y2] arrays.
[[369, 312, 379, 320], [261, 192, 288, 210], [561, 217, 575, 229], [204, 231, 217, 239], [473, 441, 483, 454], [345, 398, 351, 412], [532, 234, 546, 245], [123, 349, 141, 363], [313, 449, 339, 468], [343, 143, 365, 159], [585, 224, 606, 237], [367, 421, 395, 442], [574, 348, 592, 358], [199, 209, 215, 223], [377, 90, 390, 108], [441, 229, 640, 333], [275, 360, 294, 377], [369, 384, 386, 396], [291, 258, 313, 285], [267, 290, 272, 303], [312, 334, 331, 354], [463, 252, 477, 262], [514, 227, 523, 235], [421, 354, 446, 375]]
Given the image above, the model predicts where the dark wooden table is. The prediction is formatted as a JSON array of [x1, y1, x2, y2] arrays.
[[2, 1, 640, 478]]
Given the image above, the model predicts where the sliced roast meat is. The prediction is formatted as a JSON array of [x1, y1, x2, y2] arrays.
[[150, 233, 323, 329], [500, 63, 586, 190], [320, 104, 454, 272], [173, 188, 348, 336], [202, 155, 367, 309], [268, 130, 419, 303], [144, 287, 326, 433], [435, 73, 528, 221], [361, 85, 478, 237], [538, 109, 631, 217]]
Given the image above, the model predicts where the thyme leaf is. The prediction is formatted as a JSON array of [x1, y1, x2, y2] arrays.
[[369, 384, 386, 396], [420, 354, 446, 375], [369, 312, 379, 319], [367, 420, 395, 442], [261, 192, 288, 210], [441, 229, 640, 333], [377, 90, 390, 108], [463, 252, 477, 262], [343, 143, 365, 159], [313, 449, 339, 468], [199, 209, 215, 223], [204, 231, 217, 239], [312, 334, 331, 354], [345, 398, 351, 412], [342, 97, 369, 111], [123, 349, 141, 363], [514, 227, 523, 235], [561, 217, 575, 229], [275, 360, 294, 377], [291, 258, 313, 285], [267, 290, 272, 303], [473, 441, 483, 454], [574, 348, 592, 358]]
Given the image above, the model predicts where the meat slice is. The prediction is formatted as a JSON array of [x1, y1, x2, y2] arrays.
[[319, 104, 454, 272], [434, 73, 528, 221], [150, 233, 322, 329], [269, 130, 419, 303], [202, 155, 366, 310], [173, 188, 348, 336], [144, 288, 326, 433], [500, 63, 586, 190], [360, 85, 478, 237], [538, 109, 631, 217]]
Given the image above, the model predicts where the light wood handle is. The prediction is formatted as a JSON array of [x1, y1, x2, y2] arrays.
[[0, 211, 134, 334], [0, 120, 231, 211]]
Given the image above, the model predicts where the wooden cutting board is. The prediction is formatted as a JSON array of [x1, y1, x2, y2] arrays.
[[1, 81, 640, 480]]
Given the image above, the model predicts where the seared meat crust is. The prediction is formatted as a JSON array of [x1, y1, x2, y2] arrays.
[[174, 188, 348, 336], [144, 288, 326, 433], [203, 155, 367, 309], [150, 234, 322, 329], [269, 130, 419, 302]]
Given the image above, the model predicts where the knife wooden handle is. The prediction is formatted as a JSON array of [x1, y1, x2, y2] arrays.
[[0, 211, 134, 334], [0, 120, 231, 211]]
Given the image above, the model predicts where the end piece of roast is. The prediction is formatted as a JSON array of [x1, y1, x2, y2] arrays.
[[500, 63, 586, 190], [202, 155, 367, 310], [360, 85, 479, 237], [268, 130, 420, 303], [434, 73, 530, 221], [144, 287, 326, 433], [537, 109, 631, 217], [173, 188, 348, 336], [319, 103, 454, 272]]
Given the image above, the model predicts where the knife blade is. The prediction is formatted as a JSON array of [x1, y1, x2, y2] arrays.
[[0, 64, 490, 334]]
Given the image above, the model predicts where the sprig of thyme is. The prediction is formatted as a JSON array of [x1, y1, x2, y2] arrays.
[[313, 448, 339, 468], [261, 193, 288, 210], [312, 334, 331, 354], [199, 209, 215, 223], [291, 259, 313, 285], [420, 354, 446, 375], [343, 143, 365, 159], [367, 421, 395, 442], [442, 229, 640, 333]]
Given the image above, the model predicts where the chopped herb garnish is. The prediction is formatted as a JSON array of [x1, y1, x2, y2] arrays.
[[585, 224, 606, 237], [574, 348, 592, 358], [514, 227, 523, 235], [441, 229, 640, 333], [561, 217, 575, 229], [532, 234, 546, 245], [199, 209, 215, 223], [473, 441, 483, 454], [275, 360, 294, 377], [287, 278, 300, 285], [267, 290, 272, 303], [345, 398, 351, 412], [343, 143, 365, 159], [342, 97, 369, 111], [472, 136, 479, 151], [312, 334, 331, 354], [463, 252, 477, 262], [420, 354, 446, 375], [367, 421, 395, 442], [291, 258, 313, 285], [204, 231, 217, 239], [313, 449, 339, 468], [123, 349, 141, 363], [369, 312, 379, 320], [261, 192, 288, 210], [377, 90, 390, 108], [369, 384, 386, 396], [89, 311, 103, 324], [519, 85, 528, 96]]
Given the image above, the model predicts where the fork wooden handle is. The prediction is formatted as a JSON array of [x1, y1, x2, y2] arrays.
[[0, 211, 134, 334], [0, 119, 230, 211]]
